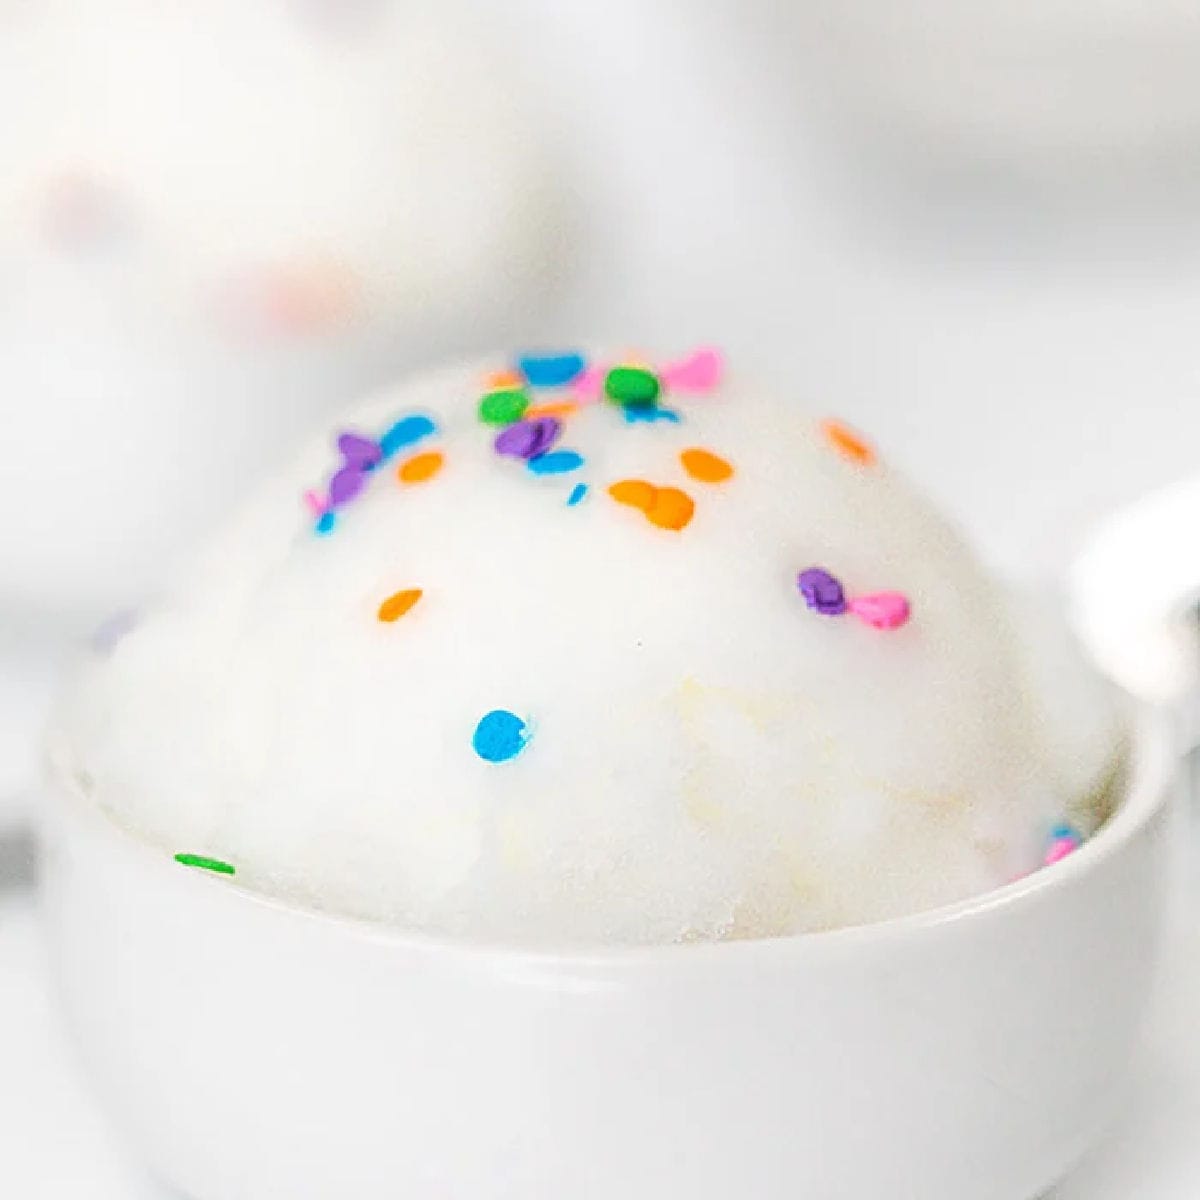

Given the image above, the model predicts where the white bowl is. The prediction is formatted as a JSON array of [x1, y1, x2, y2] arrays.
[[39, 726, 1174, 1200]]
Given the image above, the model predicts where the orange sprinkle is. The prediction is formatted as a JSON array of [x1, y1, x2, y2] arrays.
[[680, 447, 734, 484], [485, 369, 523, 389], [398, 450, 444, 484], [646, 487, 695, 531], [609, 479, 657, 511], [378, 588, 423, 623], [821, 419, 876, 467], [523, 401, 579, 420]]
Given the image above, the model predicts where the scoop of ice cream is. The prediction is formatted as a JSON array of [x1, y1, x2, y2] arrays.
[[50, 348, 1123, 945]]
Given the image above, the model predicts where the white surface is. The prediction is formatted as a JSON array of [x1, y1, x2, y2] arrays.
[[31, 729, 1173, 1200]]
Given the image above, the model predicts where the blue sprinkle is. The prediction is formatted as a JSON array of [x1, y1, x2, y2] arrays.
[[315, 512, 337, 535], [528, 450, 585, 476], [623, 405, 681, 425], [472, 710, 530, 763], [517, 351, 586, 388], [379, 414, 437, 460], [1050, 822, 1081, 842], [567, 483, 589, 506]]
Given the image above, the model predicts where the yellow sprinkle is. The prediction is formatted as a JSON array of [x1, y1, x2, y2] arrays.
[[646, 486, 695, 531], [485, 369, 523, 389], [378, 588, 423, 623], [608, 478, 656, 511], [398, 450, 444, 484], [680, 447, 734, 484], [821, 419, 876, 466]]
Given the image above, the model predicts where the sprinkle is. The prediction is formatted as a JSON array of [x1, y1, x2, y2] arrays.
[[337, 431, 382, 468], [567, 483, 589, 506], [609, 479, 657, 511], [479, 389, 530, 426], [1044, 822, 1083, 866], [847, 592, 911, 630], [517, 351, 586, 387], [175, 853, 236, 876], [661, 346, 723, 392], [645, 487, 694, 531], [472, 709, 530, 763], [623, 405, 680, 425], [252, 257, 359, 336], [485, 369, 523, 390], [380, 414, 437, 460], [495, 417, 561, 460], [303, 489, 327, 517], [680, 448, 734, 483], [328, 464, 367, 506], [822, 419, 876, 467], [798, 568, 847, 616], [398, 451, 444, 484], [527, 449, 584, 475], [1044, 835, 1081, 867], [378, 588, 423, 622], [605, 366, 661, 407], [315, 511, 336, 535], [571, 365, 605, 402], [90, 609, 138, 654], [524, 401, 579, 420]]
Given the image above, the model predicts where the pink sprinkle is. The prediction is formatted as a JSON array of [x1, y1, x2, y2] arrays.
[[303, 489, 326, 517], [1044, 838, 1079, 867], [661, 346, 723, 392], [571, 364, 604, 402], [847, 592, 911, 630]]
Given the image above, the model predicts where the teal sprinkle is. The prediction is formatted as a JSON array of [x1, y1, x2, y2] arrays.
[[528, 450, 584, 475], [379, 414, 437, 460], [315, 512, 336, 535], [1050, 823, 1081, 843], [473, 710, 530, 763], [567, 483, 588, 506], [624, 405, 680, 425], [517, 351, 586, 388]]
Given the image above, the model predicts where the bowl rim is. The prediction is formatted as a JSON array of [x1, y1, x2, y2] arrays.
[[41, 716, 1175, 970]]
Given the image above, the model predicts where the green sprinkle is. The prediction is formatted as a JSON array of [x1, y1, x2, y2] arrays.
[[604, 366, 660, 407], [175, 853, 236, 876], [478, 389, 529, 425]]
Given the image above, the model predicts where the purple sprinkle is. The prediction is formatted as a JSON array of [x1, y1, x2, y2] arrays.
[[328, 464, 367, 507], [797, 568, 847, 616], [494, 416, 562, 460], [337, 432, 382, 469], [90, 608, 139, 654]]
